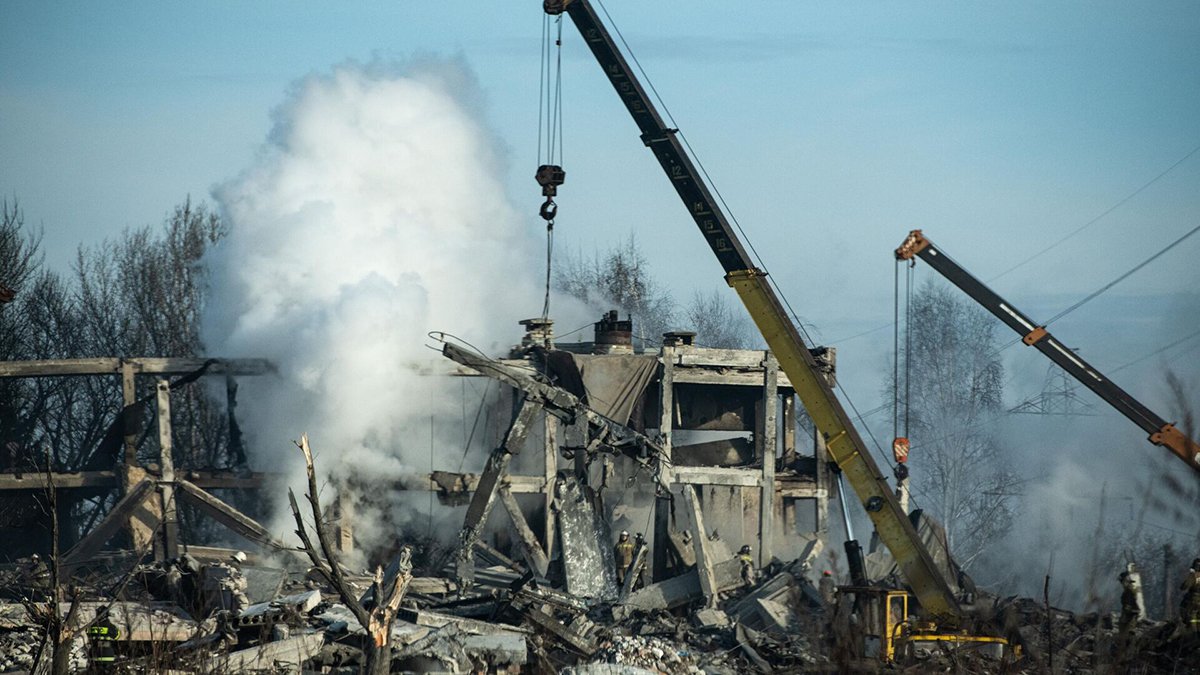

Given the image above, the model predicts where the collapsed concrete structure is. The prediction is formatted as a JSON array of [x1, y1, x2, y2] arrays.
[[425, 312, 836, 598], [2, 318, 1199, 673]]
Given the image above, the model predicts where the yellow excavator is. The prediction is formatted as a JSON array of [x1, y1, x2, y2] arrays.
[[543, 0, 1010, 664]]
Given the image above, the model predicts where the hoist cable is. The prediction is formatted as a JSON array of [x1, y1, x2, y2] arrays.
[[904, 263, 913, 437], [595, 0, 824, 348], [551, 17, 564, 165], [537, 15, 566, 320], [542, 223, 554, 319], [537, 15, 547, 164], [893, 261, 901, 443]]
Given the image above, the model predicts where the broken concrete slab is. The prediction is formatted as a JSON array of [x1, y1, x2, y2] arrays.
[[66, 601, 197, 641], [0, 604, 32, 629], [398, 607, 532, 637], [408, 576, 457, 595], [560, 665, 659, 675], [745, 598, 794, 634], [203, 631, 324, 672], [238, 589, 321, 621], [693, 607, 731, 628], [461, 632, 528, 665], [394, 623, 528, 672], [523, 604, 597, 656], [622, 558, 744, 612]]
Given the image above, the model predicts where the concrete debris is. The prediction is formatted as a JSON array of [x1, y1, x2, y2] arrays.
[[556, 476, 619, 602], [203, 631, 324, 671], [0, 541, 1197, 673]]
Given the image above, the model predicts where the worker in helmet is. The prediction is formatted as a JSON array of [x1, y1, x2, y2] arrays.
[[738, 545, 756, 586], [614, 531, 635, 585], [819, 569, 837, 607], [1117, 571, 1139, 648], [87, 606, 120, 670]]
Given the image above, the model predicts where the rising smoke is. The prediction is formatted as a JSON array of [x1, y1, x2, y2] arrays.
[[202, 60, 543, 554]]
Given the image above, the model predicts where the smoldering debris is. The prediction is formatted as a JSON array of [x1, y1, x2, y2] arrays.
[[3, 543, 1200, 674]]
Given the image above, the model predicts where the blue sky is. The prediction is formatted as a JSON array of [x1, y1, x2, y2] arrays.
[[2, 1, 1199, 420]]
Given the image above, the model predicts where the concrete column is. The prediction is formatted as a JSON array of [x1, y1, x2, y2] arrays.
[[759, 353, 778, 567], [814, 428, 830, 539], [653, 343, 676, 581], [781, 394, 796, 469], [155, 380, 179, 560], [659, 343, 675, 456], [683, 484, 719, 608], [335, 485, 354, 555], [544, 414, 558, 560]]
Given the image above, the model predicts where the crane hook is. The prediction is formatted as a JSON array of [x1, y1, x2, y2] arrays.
[[540, 197, 558, 222]]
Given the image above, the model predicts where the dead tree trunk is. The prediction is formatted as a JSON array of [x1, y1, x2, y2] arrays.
[[289, 434, 412, 675], [27, 452, 79, 675]]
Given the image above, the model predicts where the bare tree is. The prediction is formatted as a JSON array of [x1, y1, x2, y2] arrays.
[[683, 288, 755, 349], [25, 453, 82, 675], [885, 279, 1020, 570], [0, 198, 236, 552], [290, 434, 412, 675], [555, 235, 676, 348], [0, 199, 44, 463], [70, 199, 234, 472]]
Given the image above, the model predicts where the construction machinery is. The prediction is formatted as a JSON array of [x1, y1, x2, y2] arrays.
[[543, 0, 1007, 662], [896, 229, 1200, 473]]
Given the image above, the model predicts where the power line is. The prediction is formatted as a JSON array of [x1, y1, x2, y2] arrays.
[[1112, 328, 1200, 374], [1045, 223, 1200, 325], [989, 141, 1200, 283]]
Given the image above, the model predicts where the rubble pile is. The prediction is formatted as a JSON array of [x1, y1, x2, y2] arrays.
[[993, 595, 1200, 674], [2, 546, 1200, 673]]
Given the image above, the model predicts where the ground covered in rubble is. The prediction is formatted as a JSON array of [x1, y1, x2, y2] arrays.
[[3, 546, 1200, 674]]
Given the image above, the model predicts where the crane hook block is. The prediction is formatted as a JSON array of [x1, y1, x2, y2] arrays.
[[536, 164, 566, 197]]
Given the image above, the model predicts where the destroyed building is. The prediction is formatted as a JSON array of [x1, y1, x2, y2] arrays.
[[4, 314, 1197, 673], [0, 314, 846, 672], [432, 312, 837, 594]]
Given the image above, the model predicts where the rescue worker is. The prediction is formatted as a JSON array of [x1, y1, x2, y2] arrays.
[[818, 569, 837, 607], [738, 544, 756, 586], [87, 607, 120, 671], [614, 531, 635, 585], [201, 552, 250, 616], [1117, 570, 1139, 647], [1180, 558, 1200, 633]]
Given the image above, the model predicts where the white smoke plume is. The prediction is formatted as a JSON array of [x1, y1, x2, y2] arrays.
[[202, 59, 542, 552]]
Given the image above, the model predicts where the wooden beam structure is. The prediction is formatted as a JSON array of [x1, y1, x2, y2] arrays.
[[0, 357, 273, 378], [0, 470, 270, 491], [63, 478, 157, 567], [454, 399, 539, 585], [175, 479, 289, 551]]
